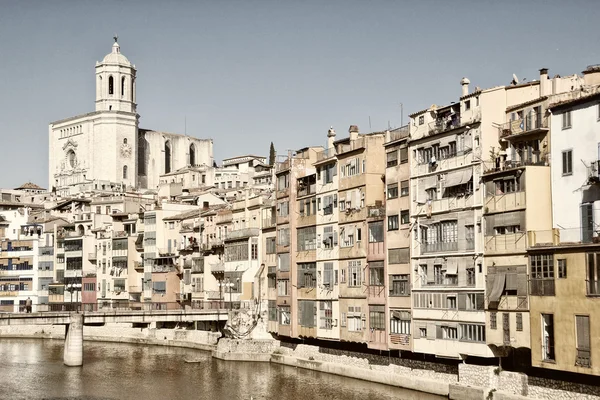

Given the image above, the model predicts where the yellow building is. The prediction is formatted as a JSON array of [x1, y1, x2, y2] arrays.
[[528, 234, 599, 376]]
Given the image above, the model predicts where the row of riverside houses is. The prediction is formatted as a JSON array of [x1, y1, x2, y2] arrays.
[[263, 64, 600, 379], [2, 63, 600, 381]]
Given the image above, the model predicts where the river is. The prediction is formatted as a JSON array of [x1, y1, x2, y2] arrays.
[[0, 338, 444, 400]]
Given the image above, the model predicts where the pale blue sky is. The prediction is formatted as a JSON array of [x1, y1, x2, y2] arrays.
[[0, 0, 598, 189]]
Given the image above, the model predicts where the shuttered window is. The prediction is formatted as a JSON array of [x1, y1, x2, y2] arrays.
[[576, 315, 591, 368]]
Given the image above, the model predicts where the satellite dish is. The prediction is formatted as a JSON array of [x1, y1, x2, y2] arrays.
[[512, 74, 519, 84]]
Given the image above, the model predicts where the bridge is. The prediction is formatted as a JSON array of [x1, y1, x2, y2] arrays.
[[0, 309, 228, 366]]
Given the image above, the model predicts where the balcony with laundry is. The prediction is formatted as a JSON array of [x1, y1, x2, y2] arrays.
[[428, 103, 461, 136], [414, 168, 475, 218], [499, 105, 548, 141]]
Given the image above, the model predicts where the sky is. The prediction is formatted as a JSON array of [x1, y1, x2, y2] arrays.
[[0, 0, 599, 189]]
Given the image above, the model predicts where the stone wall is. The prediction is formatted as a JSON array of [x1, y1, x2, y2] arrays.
[[277, 343, 458, 383], [0, 323, 220, 351], [457, 364, 600, 400], [212, 338, 280, 362]]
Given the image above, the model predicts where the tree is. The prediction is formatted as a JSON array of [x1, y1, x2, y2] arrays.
[[269, 142, 276, 166]]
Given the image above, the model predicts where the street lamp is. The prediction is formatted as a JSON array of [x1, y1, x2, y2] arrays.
[[66, 283, 82, 312], [218, 279, 237, 311]]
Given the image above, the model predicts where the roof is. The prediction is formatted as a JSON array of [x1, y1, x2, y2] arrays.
[[15, 182, 45, 191], [222, 155, 266, 162], [160, 165, 210, 177], [100, 41, 131, 66], [506, 96, 549, 113], [52, 198, 92, 210], [549, 92, 600, 112], [138, 128, 212, 142], [163, 208, 202, 221]]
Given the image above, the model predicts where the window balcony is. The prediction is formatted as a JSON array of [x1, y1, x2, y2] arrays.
[[498, 114, 548, 140], [529, 278, 555, 296], [575, 349, 591, 368], [422, 241, 458, 254], [428, 117, 461, 135]]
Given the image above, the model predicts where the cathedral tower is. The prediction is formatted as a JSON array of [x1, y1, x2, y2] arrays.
[[95, 36, 137, 113]]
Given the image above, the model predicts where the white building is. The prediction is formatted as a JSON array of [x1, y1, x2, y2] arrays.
[[550, 66, 600, 243], [48, 38, 213, 195]]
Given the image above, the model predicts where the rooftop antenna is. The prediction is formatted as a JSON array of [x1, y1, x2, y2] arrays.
[[185, 116, 187, 136], [369, 116, 372, 130], [400, 103, 404, 126]]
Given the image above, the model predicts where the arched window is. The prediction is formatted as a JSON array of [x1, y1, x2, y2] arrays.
[[189, 144, 196, 166], [108, 76, 114, 95], [123, 165, 128, 179], [123, 138, 127, 145], [165, 141, 172, 174], [121, 77, 125, 97]]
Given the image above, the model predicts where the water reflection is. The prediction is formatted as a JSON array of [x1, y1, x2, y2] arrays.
[[0, 339, 444, 400]]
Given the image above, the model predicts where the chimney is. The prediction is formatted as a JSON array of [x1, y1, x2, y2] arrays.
[[327, 126, 336, 150], [460, 77, 470, 97], [348, 125, 359, 142], [539, 68, 549, 96]]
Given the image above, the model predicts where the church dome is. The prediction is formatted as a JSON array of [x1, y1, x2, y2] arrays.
[[101, 41, 131, 66]]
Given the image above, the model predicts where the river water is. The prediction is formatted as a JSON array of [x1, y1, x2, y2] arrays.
[[0, 339, 444, 400]]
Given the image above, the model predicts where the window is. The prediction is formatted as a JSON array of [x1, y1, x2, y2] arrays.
[[164, 141, 172, 174], [298, 300, 316, 327], [122, 165, 128, 179], [123, 138, 127, 145], [587, 252, 600, 295], [459, 323, 485, 342], [386, 151, 398, 168], [419, 115, 424, 125], [562, 150, 572, 175], [530, 254, 555, 296], [297, 226, 316, 251], [400, 180, 409, 196], [400, 147, 408, 164], [466, 267, 476, 286], [83, 283, 95, 291], [465, 100, 471, 110], [108, 76, 114, 95], [419, 328, 427, 338], [322, 226, 337, 249], [369, 262, 384, 286], [441, 326, 458, 340], [400, 210, 410, 225], [266, 237, 276, 254], [277, 201, 289, 217], [279, 306, 291, 325], [495, 177, 520, 194], [251, 241, 258, 260], [387, 183, 398, 199], [582, 203, 594, 243], [557, 259, 567, 278], [348, 260, 362, 287], [390, 311, 411, 335], [189, 144, 196, 166], [516, 313, 523, 331], [319, 301, 333, 329], [277, 173, 289, 191], [277, 279, 289, 296], [322, 263, 334, 286], [562, 110, 572, 129], [368, 221, 383, 243], [322, 195, 336, 215], [447, 296, 457, 309], [347, 306, 363, 331], [389, 275, 410, 296], [541, 313, 555, 361], [388, 248, 409, 264], [369, 306, 385, 331], [268, 301, 277, 321], [388, 215, 399, 231], [121, 76, 125, 97], [224, 240, 249, 262], [575, 315, 591, 368], [278, 253, 290, 271], [277, 227, 290, 246], [490, 312, 497, 330], [297, 263, 316, 288]]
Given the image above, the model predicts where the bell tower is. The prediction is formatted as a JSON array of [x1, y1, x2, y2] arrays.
[[95, 36, 137, 113]]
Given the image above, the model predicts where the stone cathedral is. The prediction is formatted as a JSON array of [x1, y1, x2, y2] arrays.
[[48, 38, 213, 196]]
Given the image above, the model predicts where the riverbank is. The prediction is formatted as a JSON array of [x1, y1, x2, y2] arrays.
[[2, 324, 599, 400]]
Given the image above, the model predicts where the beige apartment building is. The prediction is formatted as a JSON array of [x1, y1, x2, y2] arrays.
[[274, 147, 321, 339], [383, 126, 412, 352]]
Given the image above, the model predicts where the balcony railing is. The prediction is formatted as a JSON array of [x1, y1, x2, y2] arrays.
[[297, 184, 317, 198], [499, 114, 548, 139], [530, 279, 555, 296], [336, 137, 366, 155], [428, 117, 461, 135], [276, 159, 291, 173], [428, 276, 458, 287], [422, 241, 458, 254], [316, 147, 336, 162], [226, 227, 260, 240]]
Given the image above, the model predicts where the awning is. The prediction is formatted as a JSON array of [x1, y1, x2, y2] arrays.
[[493, 211, 523, 227], [582, 185, 600, 204], [135, 233, 144, 246], [488, 273, 506, 303], [445, 169, 473, 188], [445, 259, 458, 275]]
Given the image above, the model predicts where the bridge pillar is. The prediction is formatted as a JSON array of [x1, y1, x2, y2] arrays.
[[63, 313, 83, 366]]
